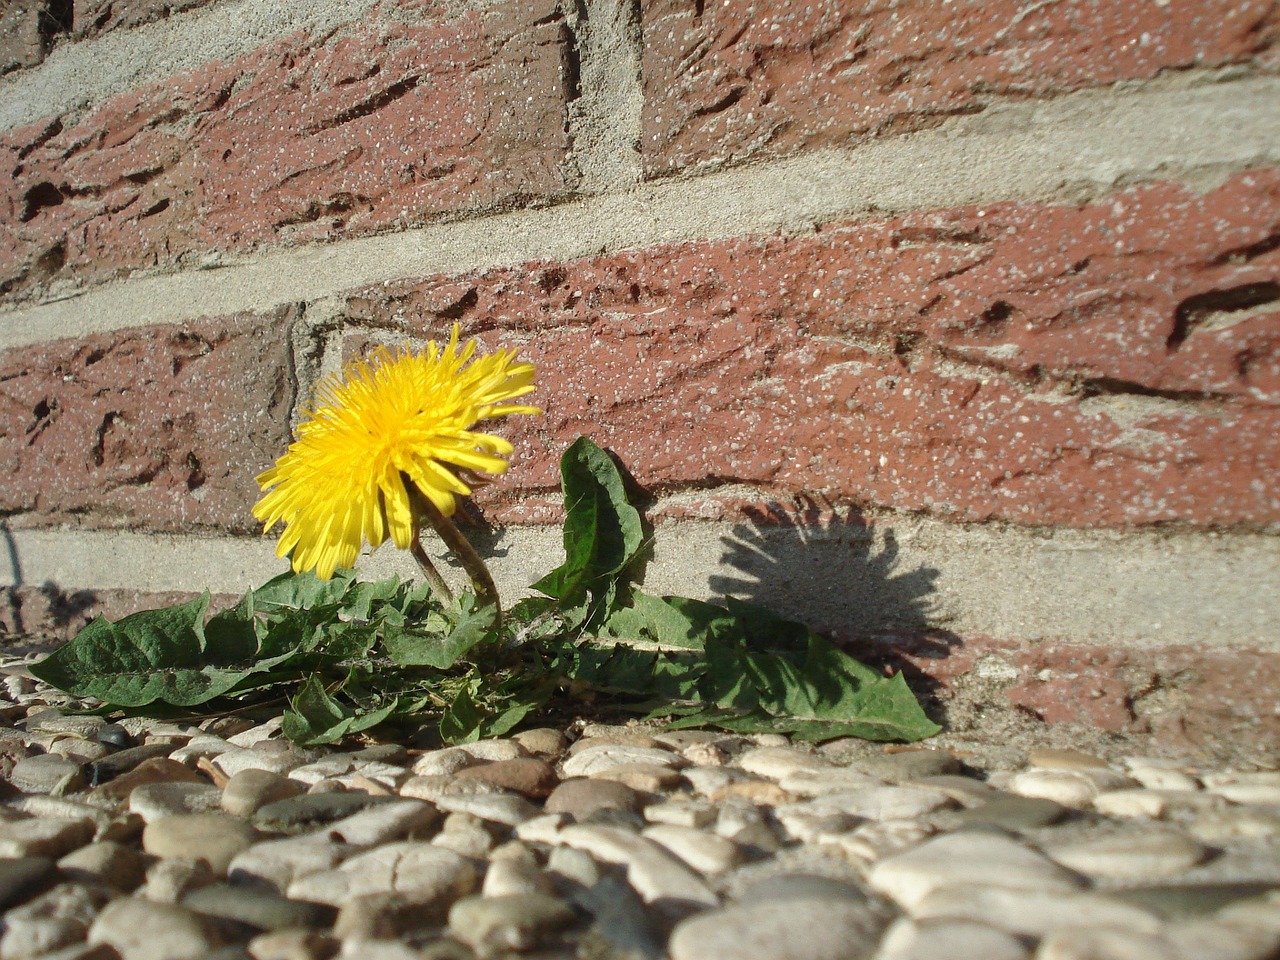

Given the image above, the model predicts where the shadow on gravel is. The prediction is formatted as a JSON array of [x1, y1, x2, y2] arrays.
[[708, 500, 961, 720]]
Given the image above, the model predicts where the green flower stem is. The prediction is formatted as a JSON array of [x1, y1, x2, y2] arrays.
[[408, 524, 455, 607], [407, 483, 503, 637]]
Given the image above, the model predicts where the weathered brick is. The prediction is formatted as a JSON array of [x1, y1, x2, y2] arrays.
[[0, 308, 295, 532], [340, 170, 1280, 527], [640, 0, 1280, 176], [71, 0, 223, 40], [0, 0, 572, 297], [848, 631, 1280, 754], [0, 0, 56, 75]]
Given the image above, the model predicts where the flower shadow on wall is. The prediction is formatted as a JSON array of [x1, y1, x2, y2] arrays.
[[709, 499, 960, 718]]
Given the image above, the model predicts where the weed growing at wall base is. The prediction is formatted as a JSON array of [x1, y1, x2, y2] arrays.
[[32, 437, 938, 744], [32, 333, 937, 745]]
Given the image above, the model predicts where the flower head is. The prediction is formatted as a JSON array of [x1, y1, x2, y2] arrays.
[[253, 325, 539, 579]]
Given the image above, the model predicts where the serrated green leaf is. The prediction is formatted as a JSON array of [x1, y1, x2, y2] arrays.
[[601, 593, 738, 651], [384, 594, 495, 668], [251, 569, 356, 613], [532, 437, 642, 604], [30, 595, 255, 708]]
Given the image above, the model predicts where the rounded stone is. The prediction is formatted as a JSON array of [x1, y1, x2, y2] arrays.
[[670, 897, 882, 960], [89, 897, 221, 960], [877, 918, 1030, 960], [447, 893, 576, 953], [142, 814, 259, 875], [8, 754, 85, 794], [129, 782, 225, 821], [452, 757, 560, 798], [1045, 829, 1207, 880], [221, 768, 305, 818], [183, 882, 335, 931], [545, 778, 643, 820], [58, 840, 151, 891]]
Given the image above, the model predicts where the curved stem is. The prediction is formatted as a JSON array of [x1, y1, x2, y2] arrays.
[[407, 483, 502, 637], [409, 521, 454, 606]]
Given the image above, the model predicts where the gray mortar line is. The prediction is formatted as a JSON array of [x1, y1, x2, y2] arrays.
[[3, 75, 1279, 353], [4, 521, 1279, 648]]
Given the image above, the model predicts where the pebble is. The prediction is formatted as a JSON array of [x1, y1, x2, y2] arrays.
[[1044, 828, 1208, 880], [641, 823, 741, 875], [558, 824, 718, 906], [544, 777, 643, 819], [142, 814, 258, 875], [220, 769, 305, 817], [447, 893, 576, 953], [561, 744, 686, 778], [669, 895, 883, 960], [129, 782, 225, 821], [88, 897, 221, 960], [0, 817, 95, 858], [9, 754, 86, 794], [876, 918, 1030, 960], [451, 757, 559, 798], [869, 831, 1084, 909], [2, 666, 1276, 960], [58, 840, 151, 890]]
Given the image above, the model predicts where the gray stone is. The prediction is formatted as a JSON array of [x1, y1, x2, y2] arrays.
[[852, 751, 961, 783], [737, 874, 872, 905], [141, 857, 218, 904], [458, 739, 529, 763], [129, 782, 225, 821], [510, 728, 568, 757], [0, 882, 110, 960], [669, 896, 883, 960], [643, 800, 717, 829], [869, 830, 1085, 910], [447, 893, 576, 953], [9, 754, 86, 794], [912, 886, 1164, 938], [87, 744, 175, 784], [287, 842, 477, 906], [213, 745, 309, 778], [183, 882, 335, 931], [545, 777, 643, 820], [1113, 883, 1280, 920], [88, 897, 222, 960], [562, 744, 686, 778], [481, 858, 555, 897], [245, 928, 339, 960], [876, 918, 1030, 960], [254, 792, 389, 830], [142, 814, 258, 875], [1045, 828, 1207, 880], [736, 746, 833, 779], [557, 825, 718, 907], [0, 856, 57, 908], [431, 813, 496, 859], [410, 748, 478, 777], [0, 817, 95, 859], [325, 799, 438, 846], [956, 793, 1069, 830], [58, 840, 151, 891], [220, 769, 304, 818], [430, 792, 542, 826], [642, 824, 741, 875], [228, 835, 357, 893]]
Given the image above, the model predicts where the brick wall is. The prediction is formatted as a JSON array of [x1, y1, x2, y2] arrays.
[[2, 0, 1278, 749]]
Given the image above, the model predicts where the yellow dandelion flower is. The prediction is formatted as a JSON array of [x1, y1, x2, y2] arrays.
[[253, 325, 539, 580]]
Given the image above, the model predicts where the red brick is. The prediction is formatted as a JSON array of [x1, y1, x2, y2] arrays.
[[0, 586, 234, 642], [71, 0, 223, 40], [848, 631, 1280, 754], [338, 170, 1280, 528], [0, 0, 54, 75], [640, 0, 1280, 176], [0, 307, 295, 532], [0, 0, 572, 297]]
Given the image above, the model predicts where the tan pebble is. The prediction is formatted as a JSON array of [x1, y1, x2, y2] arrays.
[[710, 780, 795, 806]]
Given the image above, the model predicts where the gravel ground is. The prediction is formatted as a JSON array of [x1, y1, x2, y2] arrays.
[[0, 648, 1276, 960]]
